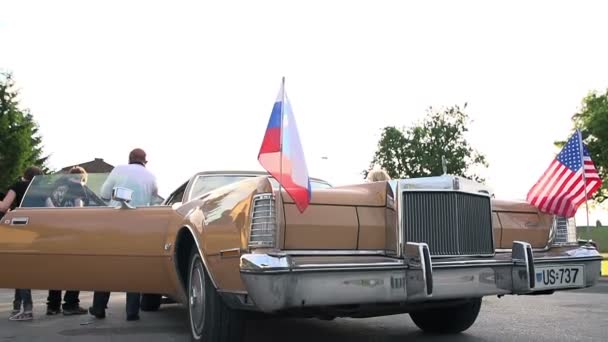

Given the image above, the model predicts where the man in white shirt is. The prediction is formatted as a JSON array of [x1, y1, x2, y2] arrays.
[[100, 148, 160, 206], [90, 148, 160, 322]]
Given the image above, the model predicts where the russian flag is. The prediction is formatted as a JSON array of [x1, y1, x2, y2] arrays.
[[258, 78, 311, 213]]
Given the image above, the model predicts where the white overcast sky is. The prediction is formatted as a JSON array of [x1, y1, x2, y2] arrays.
[[1, 0, 607, 223]]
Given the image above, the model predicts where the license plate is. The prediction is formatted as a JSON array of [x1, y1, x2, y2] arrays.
[[534, 265, 584, 290]]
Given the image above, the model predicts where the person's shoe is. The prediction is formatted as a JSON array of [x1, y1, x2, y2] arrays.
[[46, 307, 61, 316], [63, 306, 87, 316], [126, 314, 140, 321], [9, 311, 33, 321], [88, 306, 106, 319], [11, 304, 21, 316]]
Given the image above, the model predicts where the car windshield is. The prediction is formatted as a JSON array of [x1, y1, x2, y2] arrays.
[[20, 173, 112, 208], [20, 173, 166, 208], [188, 174, 332, 201]]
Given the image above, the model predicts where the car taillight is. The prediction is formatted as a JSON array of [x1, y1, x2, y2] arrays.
[[553, 216, 578, 245], [248, 193, 277, 249]]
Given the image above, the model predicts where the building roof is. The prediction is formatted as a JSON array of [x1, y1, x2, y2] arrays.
[[59, 158, 114, 174]]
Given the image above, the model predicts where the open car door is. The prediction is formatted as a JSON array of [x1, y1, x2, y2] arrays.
[[0, 174, 175, 294]]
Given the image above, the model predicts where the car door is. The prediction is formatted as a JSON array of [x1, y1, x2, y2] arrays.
[[0, 206, 176, 294], [0, 174, 177, 294]]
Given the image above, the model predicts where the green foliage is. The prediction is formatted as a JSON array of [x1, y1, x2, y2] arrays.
[[0, 72, 49, 190], [577, 227, 608, 253], [558, 89, 608, 203], [368, 104, 488, 182]]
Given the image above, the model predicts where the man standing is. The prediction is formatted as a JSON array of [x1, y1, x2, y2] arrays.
[[100, 148, 160, 207], [89, 148, 160, 321]]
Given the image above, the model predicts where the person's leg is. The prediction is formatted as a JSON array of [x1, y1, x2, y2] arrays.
[[47, 290, 62, 315], [9, 289, 33, 321], [126, 292, 141, 321], [62, 291, 86, 315], [12, 289, 22, 314], [89, 292, 110, 319]]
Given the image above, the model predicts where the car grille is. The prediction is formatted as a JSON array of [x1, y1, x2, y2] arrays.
[[402, 191, 494, 256], [553, 216, 575, 244], [248, 194, 277, 248]]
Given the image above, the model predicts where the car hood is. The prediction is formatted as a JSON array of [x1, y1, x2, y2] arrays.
[[280, 181, 390, 207]]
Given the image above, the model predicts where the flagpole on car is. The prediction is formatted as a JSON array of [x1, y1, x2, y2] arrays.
[[277, 77, 286, 246], [576, 128, 591, 236], [279, 76, 285, 200]]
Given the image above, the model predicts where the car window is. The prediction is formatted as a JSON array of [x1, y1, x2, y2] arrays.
[[187, 174, 333, 201], [188, 176, 253, 200], [21, 173, 111, 208], [165, 182, 188, 205]]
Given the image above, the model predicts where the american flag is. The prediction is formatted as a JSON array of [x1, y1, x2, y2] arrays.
[[527, 130, 602, 217]]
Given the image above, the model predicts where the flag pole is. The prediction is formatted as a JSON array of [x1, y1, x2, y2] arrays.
[[279, 77, 286, 248], [280, 77, 285, 192], [576, 129, 591, 237]]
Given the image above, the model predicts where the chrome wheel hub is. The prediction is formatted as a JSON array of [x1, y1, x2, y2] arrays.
[[189, 257, 205, 339]]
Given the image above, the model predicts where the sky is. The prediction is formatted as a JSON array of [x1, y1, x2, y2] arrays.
[[1, 0, 607, 224]]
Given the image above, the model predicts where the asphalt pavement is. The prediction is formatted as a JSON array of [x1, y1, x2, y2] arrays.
[[0, 280, 607, 342]]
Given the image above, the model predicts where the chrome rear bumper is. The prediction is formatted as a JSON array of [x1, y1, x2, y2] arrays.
[[239, 242, 602, 312]]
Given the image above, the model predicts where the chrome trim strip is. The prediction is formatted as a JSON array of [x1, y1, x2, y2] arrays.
[[496, 243, 580, 254], [13, 206, 172, 210], [496, 247, 549, 253], [433, 255, 604, 268], [549, 242, 580, 247], [398, 187, 493, 196], [295, 262, 404, 269], [217, 289, 248, 295], [288, 266, 406, 273], [533, 255, 603, 263], [396, 181, 404, 257], [279, 250, 389, 256], [219, 248, 241, 258], [425, 252, 497, 258]]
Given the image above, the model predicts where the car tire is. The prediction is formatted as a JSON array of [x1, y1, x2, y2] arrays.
[[409, 298, 482, 334], [140, 294, 162, 312], [187, 248, 244, 342]]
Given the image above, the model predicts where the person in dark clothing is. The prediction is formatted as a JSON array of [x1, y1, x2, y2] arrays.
[[45, 167, 90, 208], [44, 166, 89, 316], [0, 166, 43, 321]]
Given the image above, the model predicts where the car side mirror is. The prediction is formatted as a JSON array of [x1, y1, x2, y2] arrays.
[[112, 187, 134, 209]]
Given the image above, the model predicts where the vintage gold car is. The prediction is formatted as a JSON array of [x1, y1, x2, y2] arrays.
[[0, 170, 602, 342]]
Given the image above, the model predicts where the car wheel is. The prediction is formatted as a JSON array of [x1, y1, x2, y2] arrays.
[[409, 298, 482, 334], [188, 248, 244, 342], [140, 294, 162, 312]]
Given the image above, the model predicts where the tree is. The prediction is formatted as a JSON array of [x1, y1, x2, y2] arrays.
[[0, 72, 49, 191], [561, 89, 608, 203], [368, 104, 488, 182]]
